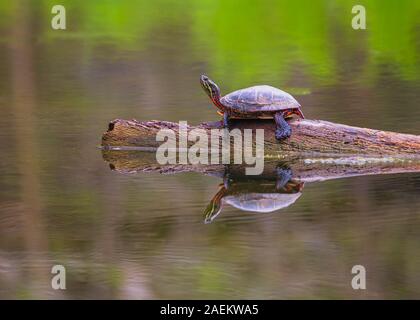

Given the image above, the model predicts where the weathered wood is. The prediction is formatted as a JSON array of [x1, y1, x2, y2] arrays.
[[102, 118, 420, 156]]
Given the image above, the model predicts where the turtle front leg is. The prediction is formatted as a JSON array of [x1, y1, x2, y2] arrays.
[[274, 111, 291, 141], [222, 112, 230, 128], [223, 166, 232, 189]]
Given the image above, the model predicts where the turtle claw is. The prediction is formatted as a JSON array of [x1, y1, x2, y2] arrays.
[[275, 127, 291, 140]]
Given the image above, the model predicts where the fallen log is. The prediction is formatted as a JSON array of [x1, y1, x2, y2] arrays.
[[102, 118, 420, 157]]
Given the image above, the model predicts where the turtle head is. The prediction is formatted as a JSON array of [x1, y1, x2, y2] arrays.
[[203, 201, 222, 224], [200, 75, 221, 100], [203, 185, 226, 224]]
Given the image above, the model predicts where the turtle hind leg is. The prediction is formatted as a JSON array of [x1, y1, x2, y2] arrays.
[[294, 108, 305, 119], [274, 112, 291, 141], [275, 167, 292, 190]]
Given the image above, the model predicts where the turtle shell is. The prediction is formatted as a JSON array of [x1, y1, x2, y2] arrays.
[[224, 192, 302, 213], [220, 85, 301, 114]]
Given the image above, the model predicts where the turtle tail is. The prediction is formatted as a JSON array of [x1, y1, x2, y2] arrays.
[[294, 108, 305, 119], [204, 185, 226, 224]]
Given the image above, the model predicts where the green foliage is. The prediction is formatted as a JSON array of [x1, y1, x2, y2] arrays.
[[1, 0, 416, 83]]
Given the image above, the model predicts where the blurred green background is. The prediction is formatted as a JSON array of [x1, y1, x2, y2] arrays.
[[0, 0, 419, 299]]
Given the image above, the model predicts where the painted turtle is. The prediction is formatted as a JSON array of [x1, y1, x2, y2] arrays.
[[200, 75, 305, 140], [204, 167, 304, 224]]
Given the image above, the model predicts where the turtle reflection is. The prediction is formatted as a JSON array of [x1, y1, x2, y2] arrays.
[[204, 167, 304, 224]]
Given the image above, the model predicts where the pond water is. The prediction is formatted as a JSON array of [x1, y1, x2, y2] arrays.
[[0, 1, 419, 299]]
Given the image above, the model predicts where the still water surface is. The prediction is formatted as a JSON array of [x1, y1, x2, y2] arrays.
[[0, 1, 419, 298]]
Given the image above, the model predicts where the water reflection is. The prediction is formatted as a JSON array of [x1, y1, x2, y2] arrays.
[[204, 166, 304, 223]]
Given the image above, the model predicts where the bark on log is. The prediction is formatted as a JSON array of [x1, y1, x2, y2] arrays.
[[102, 118, 420, 157]]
